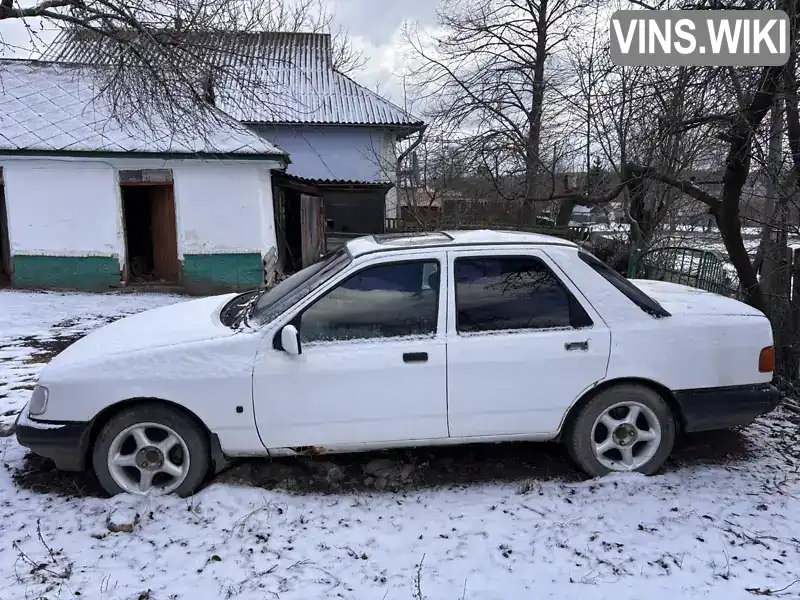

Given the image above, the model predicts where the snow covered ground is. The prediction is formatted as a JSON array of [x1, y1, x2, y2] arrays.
[[1, 289, 800, 600]]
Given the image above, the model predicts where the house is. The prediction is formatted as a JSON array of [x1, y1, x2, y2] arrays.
[[42, 30, 425, 274], [0, 60, 287, 292]]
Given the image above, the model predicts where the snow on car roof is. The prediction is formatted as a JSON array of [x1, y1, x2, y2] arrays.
[[346, 229, 578, 257]]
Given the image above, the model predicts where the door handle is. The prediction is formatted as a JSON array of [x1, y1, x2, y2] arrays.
[[403, 352, 428, 363], [565, 340, 589, 352]]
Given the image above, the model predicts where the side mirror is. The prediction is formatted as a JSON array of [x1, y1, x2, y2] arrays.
[[280, 324, 302, 356]]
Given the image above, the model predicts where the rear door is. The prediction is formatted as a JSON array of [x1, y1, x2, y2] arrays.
[[445, 247, 611, 437]]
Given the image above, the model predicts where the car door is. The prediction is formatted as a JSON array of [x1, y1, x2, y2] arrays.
[[445, 247, 611, 438], [252, 251, 449, 449]]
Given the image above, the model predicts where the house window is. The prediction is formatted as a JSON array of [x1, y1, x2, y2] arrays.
[[454, 256, 592, 333], [298, 260, 440, 343]]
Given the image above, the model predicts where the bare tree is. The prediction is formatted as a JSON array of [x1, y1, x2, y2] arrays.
[[0, 0, 364, 136], [404, 0, 599, 221]]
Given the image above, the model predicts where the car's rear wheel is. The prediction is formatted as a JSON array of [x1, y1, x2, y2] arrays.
[[92, 403, 209, 497], [566, 384, 676, 477]]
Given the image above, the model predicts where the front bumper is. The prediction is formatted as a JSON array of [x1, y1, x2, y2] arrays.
[[14, 404, 91, 471], [674, 383, 781, 433]]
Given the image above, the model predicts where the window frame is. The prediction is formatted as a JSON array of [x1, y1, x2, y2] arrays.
[[577, 250, 671, 318], [450, 252, 594, 335], [281, 256, 445, 346]]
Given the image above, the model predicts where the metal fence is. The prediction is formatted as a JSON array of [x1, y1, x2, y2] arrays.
[[628, 246, 741, 298]]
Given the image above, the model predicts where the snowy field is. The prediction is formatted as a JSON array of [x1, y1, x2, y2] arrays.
[[1, 290, 800, 600]]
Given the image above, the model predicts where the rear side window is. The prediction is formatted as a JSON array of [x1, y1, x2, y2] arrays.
[[578, 251, 670, 318], [454, 256, 593, 333]]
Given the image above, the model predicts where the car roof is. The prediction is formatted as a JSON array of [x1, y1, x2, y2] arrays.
[[345, 229, 579, 258]]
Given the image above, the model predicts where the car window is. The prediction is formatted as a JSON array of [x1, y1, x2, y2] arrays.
[[454, 255, 592, 333], [577, 251, 670, 318], [250, 247, 351, 326], [298, 260, 440, 343]]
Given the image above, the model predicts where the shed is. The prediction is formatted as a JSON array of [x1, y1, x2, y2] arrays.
[[0, 59, 288, 292]]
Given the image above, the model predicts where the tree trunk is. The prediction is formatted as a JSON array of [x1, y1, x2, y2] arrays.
[[555, 199, 575, 226], [522, 0, 548, 221], [713, 66, 784, 313]]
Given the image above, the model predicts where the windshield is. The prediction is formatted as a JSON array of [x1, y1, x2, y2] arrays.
[[249, 247, 352, 326]]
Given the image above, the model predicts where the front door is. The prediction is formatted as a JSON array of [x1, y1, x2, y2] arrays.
[[445, 248, 611, 437], [252, 253, 449, 448]]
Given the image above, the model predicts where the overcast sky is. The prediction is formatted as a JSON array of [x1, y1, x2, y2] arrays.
[[331, 0, 439, 106], [0, 0, 438, 110]]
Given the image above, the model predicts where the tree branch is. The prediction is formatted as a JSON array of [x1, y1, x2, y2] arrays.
[[0, 0, 74, 20], [532, 182, 627, 206], [623, 163, 722, 209]]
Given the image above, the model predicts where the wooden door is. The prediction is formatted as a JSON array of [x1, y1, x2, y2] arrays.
[[0, 184, 11, 282], [150, 185, 179, 281], [300, 194, 326, 267]]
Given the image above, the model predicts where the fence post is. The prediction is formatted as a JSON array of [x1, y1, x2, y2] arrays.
[[627, 248, 640, 278], [789, 248, 800, 380]]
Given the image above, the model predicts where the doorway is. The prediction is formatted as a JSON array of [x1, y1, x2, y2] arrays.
[[120, 183, 179, 283], [283, 189, 303, 273], [0, 170, 11, 286]]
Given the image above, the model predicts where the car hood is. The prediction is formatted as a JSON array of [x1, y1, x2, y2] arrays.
[[46, 293, 239, 370], [629, 279, 765, 317]]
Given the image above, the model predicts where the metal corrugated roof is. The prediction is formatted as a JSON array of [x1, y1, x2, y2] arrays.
[[0, 60, 288, 158], [42, 31, 424, 127]]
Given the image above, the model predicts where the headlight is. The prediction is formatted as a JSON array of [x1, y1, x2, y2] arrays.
[[29, 385, 49, 416]]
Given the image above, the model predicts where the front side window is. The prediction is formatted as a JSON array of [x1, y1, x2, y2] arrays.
[[298, 260, 440, 343], [454, 255, 592, 333], [250, 248, 351, 326]]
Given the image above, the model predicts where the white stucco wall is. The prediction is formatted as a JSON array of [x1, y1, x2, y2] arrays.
[[172, 163, 273, 256], [2, 160, 121, 257], [257, 168, 277, 260], [0, 156, 280, 269]]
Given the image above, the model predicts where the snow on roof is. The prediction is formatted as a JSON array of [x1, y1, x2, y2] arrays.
[[0, 59, 288, 158], [346, 229, 577, 257], [42, 31, 424, 128]]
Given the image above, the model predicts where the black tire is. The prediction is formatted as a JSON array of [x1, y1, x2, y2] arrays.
[[92, 403, 210, 497], [565, 384, 676, 477]]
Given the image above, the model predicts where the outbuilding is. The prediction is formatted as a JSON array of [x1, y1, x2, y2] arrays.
[[0, 60, 288, 292]]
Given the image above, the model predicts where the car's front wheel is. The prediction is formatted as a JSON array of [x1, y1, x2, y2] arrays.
[[92, 403, 209, 497], [566, 384, 676, 477]]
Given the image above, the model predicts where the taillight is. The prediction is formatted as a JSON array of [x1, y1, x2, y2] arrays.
[[759, 346, 775, 373]]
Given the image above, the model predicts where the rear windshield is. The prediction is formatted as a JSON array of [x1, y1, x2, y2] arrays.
[[578, 251, 670, 318]]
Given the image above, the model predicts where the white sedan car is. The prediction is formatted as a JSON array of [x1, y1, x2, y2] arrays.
[[16, 230, 779, 496]]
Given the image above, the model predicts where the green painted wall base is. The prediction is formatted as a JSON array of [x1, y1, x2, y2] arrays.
[[12, 255, 120, 291], [9, 253, 264, 293], [182, 253, 262, 291]]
